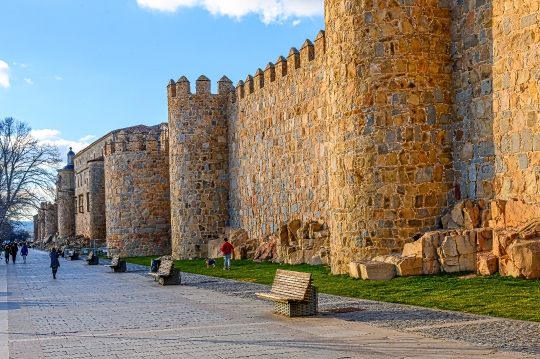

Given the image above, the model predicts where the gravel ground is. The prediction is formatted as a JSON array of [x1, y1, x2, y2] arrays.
[[98, 257, 540, 357]]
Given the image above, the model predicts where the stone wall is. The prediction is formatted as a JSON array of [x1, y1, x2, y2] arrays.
[[324, 0, 454, 273], [451, 0, 495, 202], [492, 0, 540, 202], [104, 125, 171, 257], [74, 137, 107, 239], [35, 202, 57, 242], [229, 34, 330, 244], [56, 168, 75, 238], [168, 76, 231, 259]]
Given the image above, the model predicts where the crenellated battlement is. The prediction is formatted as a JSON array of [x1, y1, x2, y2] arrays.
[[104, 126, 169, 156], [167, 75, 234, 98], [235, 30, 325, 100]]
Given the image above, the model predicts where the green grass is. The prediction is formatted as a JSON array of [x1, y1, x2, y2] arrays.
[[124, 256, 540, 322]]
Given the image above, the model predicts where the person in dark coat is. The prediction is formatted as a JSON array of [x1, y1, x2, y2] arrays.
[[10, 243, 18, 264], [49, 247, 60, 279], [4, 244, 9, 264], [20, 243, 28, 264]]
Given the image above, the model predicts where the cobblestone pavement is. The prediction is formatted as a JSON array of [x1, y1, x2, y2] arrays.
[[3, 250, 538, 358]]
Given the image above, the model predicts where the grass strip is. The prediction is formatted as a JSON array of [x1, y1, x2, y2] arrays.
[[124, 256, 540, 322]]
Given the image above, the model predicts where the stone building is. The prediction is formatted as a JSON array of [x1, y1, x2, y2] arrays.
[[167, 0, 540, 274], [56, 148, 76, 238], [73, 136, 108, 240], [35, 202, 57, 242]]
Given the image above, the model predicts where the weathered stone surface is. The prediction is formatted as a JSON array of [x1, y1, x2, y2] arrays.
[[423, 259, 441, 275], [477, 230, 493, 252], [499, 256, 521, 277], [477, 252, 498, 275], [207, 239, 222, 259], [349, 261, 362, 279], [359, 261, 396, 281], [396, 257, 423, 277], [507, 239, 540, 279], [505, 200, 540, 228], [253, 241, 276, 262], [104, 126, 171, 258]]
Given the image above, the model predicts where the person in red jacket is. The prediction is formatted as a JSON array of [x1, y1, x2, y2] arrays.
[[220, 238, 234, 270]]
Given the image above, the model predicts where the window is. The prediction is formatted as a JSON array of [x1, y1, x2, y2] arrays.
[[79, 195, 84, 213], [86, 193, 90, 212]]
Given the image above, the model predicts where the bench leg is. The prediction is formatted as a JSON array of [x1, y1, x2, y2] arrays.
[[158, 268, 181, 286], [274, 287, 318, 317], [112, 261, 127, 273]]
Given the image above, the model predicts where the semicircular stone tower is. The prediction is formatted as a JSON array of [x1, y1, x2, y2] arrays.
[[325, 0, 454, 273], [103, 125, 171, 257], [168, 75, 232, 259]]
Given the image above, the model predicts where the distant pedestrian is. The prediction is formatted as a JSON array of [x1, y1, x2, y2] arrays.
[[3, 244, 9, 264], [49, 247, 60, 279], [20, 243, 28, 264], [10, 243, 17, 264], [220, 238, 234, 270]]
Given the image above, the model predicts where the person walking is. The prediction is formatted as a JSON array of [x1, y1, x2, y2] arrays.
[[49, 247, 60, 279], [3, 244, 9, 264], [220, 238, 234, 270], [20, 243, 28, 264], [10, 243, 17, 264]]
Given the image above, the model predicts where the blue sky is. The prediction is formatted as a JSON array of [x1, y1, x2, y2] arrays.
[[0, 0, 324, 158]]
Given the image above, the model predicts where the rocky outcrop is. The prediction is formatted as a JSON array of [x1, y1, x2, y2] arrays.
[[349, 199, 540, 281]]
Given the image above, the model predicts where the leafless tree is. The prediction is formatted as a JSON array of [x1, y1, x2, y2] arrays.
[[0, 117, 61, 229]]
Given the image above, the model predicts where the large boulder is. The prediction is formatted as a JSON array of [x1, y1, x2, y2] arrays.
[[506, 238, 540, 279], [499, 256, 521, 277], [395, 256, 423, 276], [477, 252, 498, 275], [253, 241, 276, 262], [422, 258, 441, 275], [477, 229, 493, 252], [359, 261, 396, 281], [403, 232, 439, 259], [438, 235, 475, 272], [505, 200, 539, 227]]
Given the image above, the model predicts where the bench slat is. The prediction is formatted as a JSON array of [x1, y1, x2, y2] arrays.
[[257, 270, 313, 303]]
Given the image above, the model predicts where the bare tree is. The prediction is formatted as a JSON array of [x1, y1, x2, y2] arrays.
[[0, 117, 61, 229]]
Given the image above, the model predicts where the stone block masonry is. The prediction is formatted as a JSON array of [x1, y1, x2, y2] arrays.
[[104, 125, 171, 257], [168, 76, 231, 259]]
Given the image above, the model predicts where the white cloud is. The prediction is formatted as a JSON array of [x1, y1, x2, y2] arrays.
[[24, 78, 34, 85], [31, 129, 95, 166], [54, 75, 62, 80], [0, 60, 11, 88], [31, 129, 61, 140], [13, 62, 28, 68], [78, 134, 96, 142], [292, 19, 301, 26], [137, 0, 323, 24]]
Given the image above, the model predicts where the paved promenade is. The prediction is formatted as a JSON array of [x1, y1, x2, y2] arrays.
[[1, 250, 538, 358]]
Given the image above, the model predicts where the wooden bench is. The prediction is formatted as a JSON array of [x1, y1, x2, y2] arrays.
[[66, 249, 79, 260], [256, 269, 318, 317], [85, 251, 99, 265], [148, 257, 180, 285], [105, 256, 126, 273]]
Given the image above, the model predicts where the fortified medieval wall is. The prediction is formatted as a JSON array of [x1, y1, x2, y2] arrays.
[[168, 0, 539, 274], [168, 77, 231, 259], [104, 125, 171, 257]]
